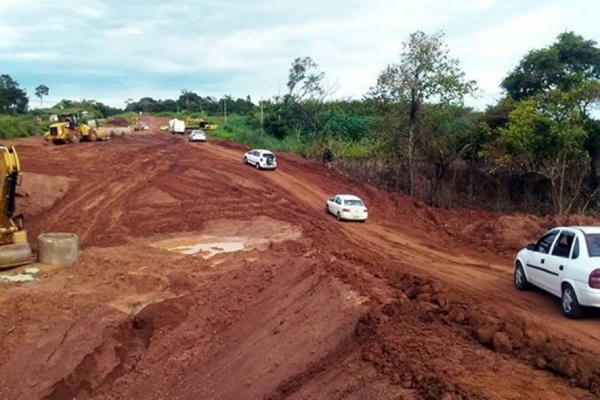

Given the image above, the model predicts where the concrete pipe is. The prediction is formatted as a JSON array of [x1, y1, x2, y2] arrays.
[[88, 119, 97, 129], [37, 233, 79, 266]]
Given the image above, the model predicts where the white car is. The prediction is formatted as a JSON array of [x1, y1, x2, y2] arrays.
[[514, 226, 600, 318], [243, 149, 277, 170], [325, 194, 368, 222], [189, 130, 207, 142]]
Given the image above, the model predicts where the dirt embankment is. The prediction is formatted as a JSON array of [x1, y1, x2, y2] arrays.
[[0, 121, 599, 399]]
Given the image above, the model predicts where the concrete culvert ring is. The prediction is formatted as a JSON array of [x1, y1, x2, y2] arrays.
[[37, 233, 79, 266]]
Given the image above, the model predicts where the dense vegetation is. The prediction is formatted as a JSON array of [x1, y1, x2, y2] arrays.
[[2, 30, 599, 215]]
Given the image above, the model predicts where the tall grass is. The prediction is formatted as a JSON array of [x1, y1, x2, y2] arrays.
[[0, 115, 49, 139], [209, 114, 304, 152], [205, 113, 378, 160]]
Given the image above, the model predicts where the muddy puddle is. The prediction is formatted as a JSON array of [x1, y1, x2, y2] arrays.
[[150, 217, 303, 259]]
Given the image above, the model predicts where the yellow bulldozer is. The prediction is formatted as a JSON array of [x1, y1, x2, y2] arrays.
[[185, 116, 218, 131], [44, 114, 110, 145], [128, 116, 149, 131], [0, 146, 33, 269]]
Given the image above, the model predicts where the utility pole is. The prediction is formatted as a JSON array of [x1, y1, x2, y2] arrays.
[[224, 98, 227, 125], [260, 97, 264, 134]]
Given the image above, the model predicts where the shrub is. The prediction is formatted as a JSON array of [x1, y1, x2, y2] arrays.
[[0, 115, 49, 139]]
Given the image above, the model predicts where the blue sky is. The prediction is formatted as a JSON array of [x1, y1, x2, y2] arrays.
[[0, 0, 598, 110]]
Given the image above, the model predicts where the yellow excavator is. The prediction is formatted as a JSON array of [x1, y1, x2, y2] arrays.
[[0, 146, 33, 269], [185, 116, 218, 130]]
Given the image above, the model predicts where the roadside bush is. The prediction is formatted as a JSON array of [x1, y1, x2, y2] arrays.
[[0, 115, 48, 139], [210, 114, 302, 152]]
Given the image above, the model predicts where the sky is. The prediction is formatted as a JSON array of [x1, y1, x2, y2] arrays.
[[0, 0, 598, 111]]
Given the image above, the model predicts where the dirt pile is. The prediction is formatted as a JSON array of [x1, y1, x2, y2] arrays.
[[357, 273, 600, 399], [451, 212, 600, 257], [1, 127, 599, 399], [104, 117, 130, 127], [18, 172, 75, 219]]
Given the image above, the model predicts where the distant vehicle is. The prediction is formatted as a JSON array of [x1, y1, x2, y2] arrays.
[[169, 118, 186, 135], [514, 226, 600, 319], [325, 194, 368, 222], [243, 149, 277, 170], [189, 130, 207, 142]]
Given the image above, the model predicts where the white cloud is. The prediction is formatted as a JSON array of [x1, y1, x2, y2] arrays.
[[0, 0, 597, 110], [0, 51, 60, 61]]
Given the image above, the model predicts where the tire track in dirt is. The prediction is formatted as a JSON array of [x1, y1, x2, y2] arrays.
[[200, 145, 598, 397], [166, 137, 600, 361], [9, 131, 598, 398], [206, 140, 600, 357], [36, 138, 181, 246]]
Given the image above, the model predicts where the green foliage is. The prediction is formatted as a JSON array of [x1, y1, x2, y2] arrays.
[[211, 114, 302, 153], [368, 30, 479, 196], [324, 114, 372, 142], [209, 113, 376, 160], [502, 31, 600, 101], [287, 56, 325, 99], [262, 111, 292, 139], [34, 84, 49, 107], [0, 75, 28, 114], [420, 104, 478, 164], [0, 115, 48, 139], [125, 93, 256, 115], [499, 96, 587, 167], [48, 99, 121, 119], [369, 30, 478, 106]]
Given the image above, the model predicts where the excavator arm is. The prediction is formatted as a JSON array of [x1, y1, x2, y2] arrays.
[[0, 146, 32, 269]]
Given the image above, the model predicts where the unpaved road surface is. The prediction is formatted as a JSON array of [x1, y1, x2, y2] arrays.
[[1, 117, 600, 400]]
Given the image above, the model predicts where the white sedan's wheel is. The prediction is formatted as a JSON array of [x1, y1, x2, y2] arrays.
[[561, 284, 583, 319], [514, 262, 529, 290], [336, 212, 342, 221], [243, 156, 247, 164]]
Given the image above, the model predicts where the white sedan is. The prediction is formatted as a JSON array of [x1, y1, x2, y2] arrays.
[[325, 194, 368, 222], [189, 130, 207, 142], [514, 225, 600, 318], [243, 149, 277, 170]]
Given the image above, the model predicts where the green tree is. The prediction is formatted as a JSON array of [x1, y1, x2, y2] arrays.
[[501, 31, 600, 100], [496, 93, 589, 214], [286, 56, 338, 143], [420, 104, 478, 205], [501, 31, 600, 199], [34, 84, 49, 108], [0, 74, 29, 114], [369, 30, 477, 196]]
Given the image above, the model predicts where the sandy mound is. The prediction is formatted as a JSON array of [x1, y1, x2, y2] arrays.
[[17, 172, 75, 218]]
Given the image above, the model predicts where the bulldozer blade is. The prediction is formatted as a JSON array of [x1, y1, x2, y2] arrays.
[[0, 243, 33, 271]]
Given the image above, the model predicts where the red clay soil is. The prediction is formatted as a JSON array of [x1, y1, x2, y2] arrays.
[[1, 117, 600, 400]]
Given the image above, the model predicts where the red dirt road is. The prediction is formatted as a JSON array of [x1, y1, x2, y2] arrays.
[[1, 118, 599, 399]]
